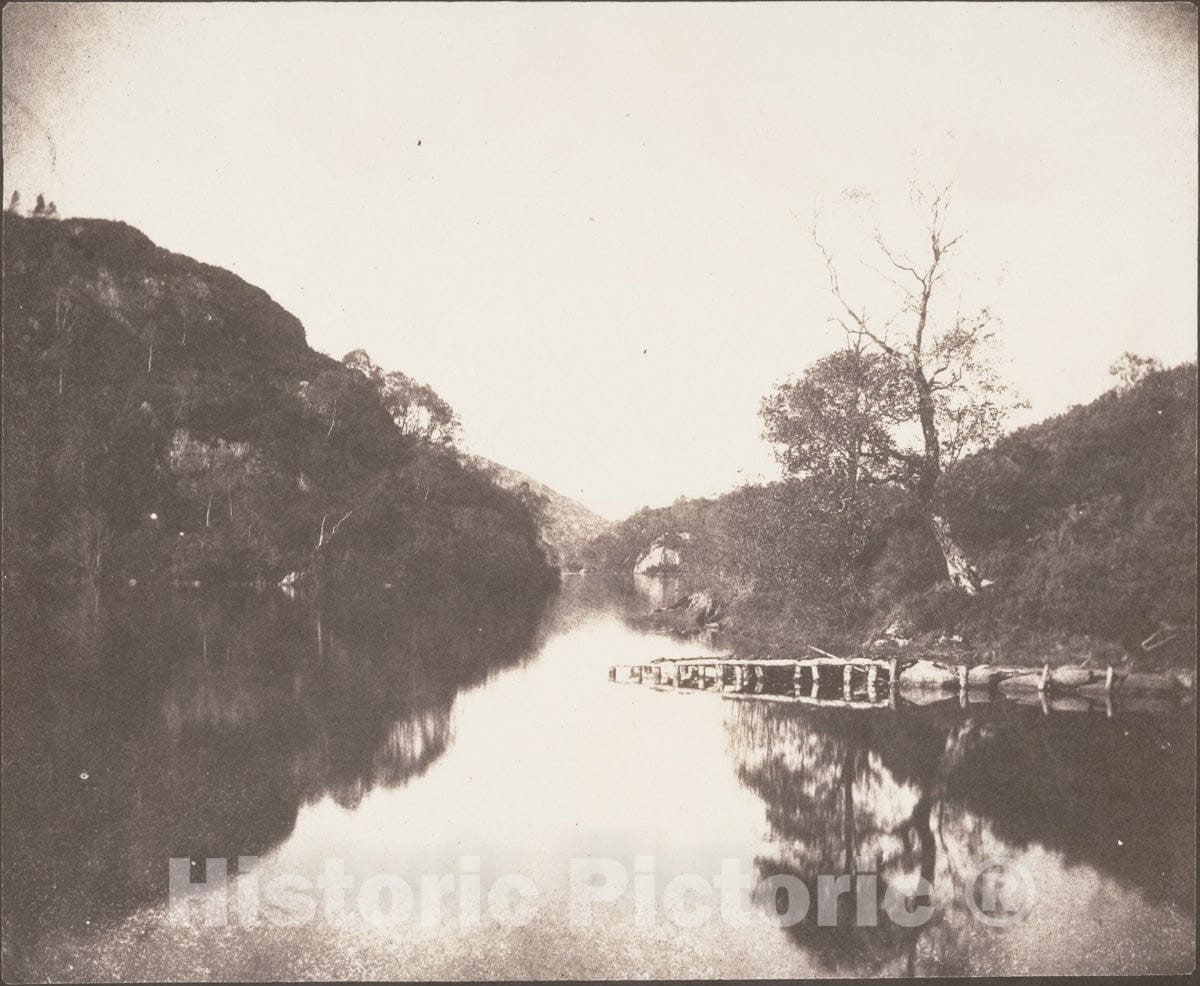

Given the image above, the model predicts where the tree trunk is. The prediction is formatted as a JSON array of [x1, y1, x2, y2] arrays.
[[929, 513, 983, 595], [911, 361, 984, 594]]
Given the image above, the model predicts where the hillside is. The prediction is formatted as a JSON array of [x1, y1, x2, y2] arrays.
[[1, 213, 555, 595], [465, 455, 610, 567], [583, 364, 1198, 666]]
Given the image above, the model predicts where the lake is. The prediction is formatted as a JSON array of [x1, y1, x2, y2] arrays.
[[1, 575, 1194, 979]]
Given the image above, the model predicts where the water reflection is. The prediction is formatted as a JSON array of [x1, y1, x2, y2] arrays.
[[1, 579, 553, 972], [727, 700, 1196, 976], [2, 577, 1195, 979], [631, 572, 684, 608]]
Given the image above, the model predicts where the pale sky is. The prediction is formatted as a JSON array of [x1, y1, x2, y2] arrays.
[[3, 2, 1196, 518]]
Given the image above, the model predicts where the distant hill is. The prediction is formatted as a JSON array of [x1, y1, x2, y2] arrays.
[[465, 455, 610, 568], [1, 213, 554, 594]]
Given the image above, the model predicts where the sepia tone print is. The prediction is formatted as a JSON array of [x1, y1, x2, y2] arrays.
[[2, 3, 1196, 981]]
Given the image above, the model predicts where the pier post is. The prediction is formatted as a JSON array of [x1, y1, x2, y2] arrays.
[[889, 657, 899, 690], [958, 665, 968, 693], [793, 663, 803, 697], [843, 664, 853, 700], [811, 665, 821, 698], [867, 665, 878, 700], [1105, 665, 1114, 694], [1038, 663, 1050, 694], [654, 665, 663, 685]]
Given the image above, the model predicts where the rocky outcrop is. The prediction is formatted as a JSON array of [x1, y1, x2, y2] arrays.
[[898, 660, 959, 690], [634, 534, 685, 574]]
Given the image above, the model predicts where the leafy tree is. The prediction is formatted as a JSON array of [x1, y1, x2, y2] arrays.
[[383, 371, 460, 445], [1109, 351, 1163, 391], [761, 346, 911, 504], [342, 349, 461, 446], [342, 348, 383, 386]]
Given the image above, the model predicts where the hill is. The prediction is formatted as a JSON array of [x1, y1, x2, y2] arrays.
[[1, 213, 555, 596], [465, 455, 610, 568], [583, 364, 1198, 666]]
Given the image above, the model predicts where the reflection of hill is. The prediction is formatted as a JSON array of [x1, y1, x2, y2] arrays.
[[1, 580, 553, 973], [726, 701, 1196, 976]]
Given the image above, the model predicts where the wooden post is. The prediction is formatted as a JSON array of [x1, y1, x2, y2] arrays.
[[958, 665, 968, 692], [755, 665, 765, 693], [1105, 666, 1114, 694], [889, 657, 899, 690], [1038, 663, 1050, 694], [654, 665, 663, 685], [843, 664, 853, 700], [867, 665, 878, 699], [810, 664, 821, 698], [734, 666, 744, 691], [634, 666, 643, 683], [793, 663, 803, 697]]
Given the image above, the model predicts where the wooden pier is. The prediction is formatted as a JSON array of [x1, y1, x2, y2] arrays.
[[607, 651, 898, 709], [608, 649, 1193, 715]]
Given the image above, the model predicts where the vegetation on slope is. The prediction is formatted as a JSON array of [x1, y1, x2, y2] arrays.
[[465, 455, 611, 568], [583, 363, 1197, 666], [1, 213, 554, 593]]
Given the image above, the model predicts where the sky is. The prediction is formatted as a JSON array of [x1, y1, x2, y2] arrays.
[[3, 2, 1196, 519]]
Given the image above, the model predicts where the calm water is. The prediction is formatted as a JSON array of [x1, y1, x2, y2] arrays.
[[1, 575, 1194, 980]]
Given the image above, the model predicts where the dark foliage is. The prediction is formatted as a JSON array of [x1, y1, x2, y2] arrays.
[[2, 214, 554, 592]]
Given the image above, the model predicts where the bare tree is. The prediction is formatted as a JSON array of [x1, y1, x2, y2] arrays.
[[797, 189, 1023, 593]]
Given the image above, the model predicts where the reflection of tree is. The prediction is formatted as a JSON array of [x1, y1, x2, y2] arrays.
[[1, 579, 552, 976], [726, 700, 1196, 975], [729, 702, 957, 974]]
